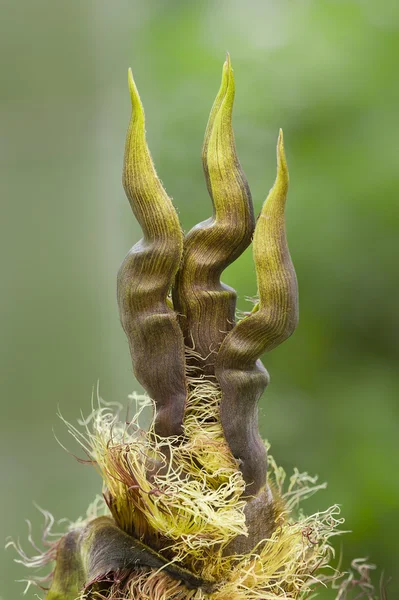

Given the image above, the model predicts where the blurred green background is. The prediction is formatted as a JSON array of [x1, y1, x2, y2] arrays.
[[1, 1, 398, 598]]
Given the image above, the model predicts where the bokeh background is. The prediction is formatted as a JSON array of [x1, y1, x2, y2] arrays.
[[1, 1, 398, 598]]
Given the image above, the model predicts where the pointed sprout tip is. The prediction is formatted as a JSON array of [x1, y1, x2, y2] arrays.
[[127, 67, 142, 114], [277, 129, 287, 173], [127, 67, 133, 89], [221, 53, 233, 82], [222, 55, 235, 103], [221, 58, 229, 81]]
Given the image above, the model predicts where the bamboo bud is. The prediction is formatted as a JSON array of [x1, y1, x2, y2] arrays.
[[172, 55, 255, 373], [216, 130, 298, 495], [118, 69, 187, 437]]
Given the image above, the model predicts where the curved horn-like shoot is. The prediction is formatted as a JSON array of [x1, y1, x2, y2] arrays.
[[172, 55, 255, 374], [216, 130, 299, 494], [118, 68, 187, 438]]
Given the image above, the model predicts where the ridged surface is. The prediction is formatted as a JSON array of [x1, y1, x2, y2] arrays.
[[118, 63, 298, 554], [172, 55, 255, 374], [118, 69, 187, 437], [216, 131, 299, 495], [46, 517, 210, 598]]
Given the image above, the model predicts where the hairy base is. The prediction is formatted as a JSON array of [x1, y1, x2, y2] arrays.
[[9, 379, 353, 599]]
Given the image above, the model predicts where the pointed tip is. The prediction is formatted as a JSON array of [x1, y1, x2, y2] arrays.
[[221, 55, 229, 78], [224, 52, 233, 76], [277, 128, 284, 154], [217, 55, 231, 97], [223, 53, 235, 102], [127, 67, 135, 100], [127, 66, 134, 90], [277, 128, 287, 172], [127, 67, 143, 115]]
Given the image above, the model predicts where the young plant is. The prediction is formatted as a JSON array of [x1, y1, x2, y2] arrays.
[[9, 56, 380, 600]]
